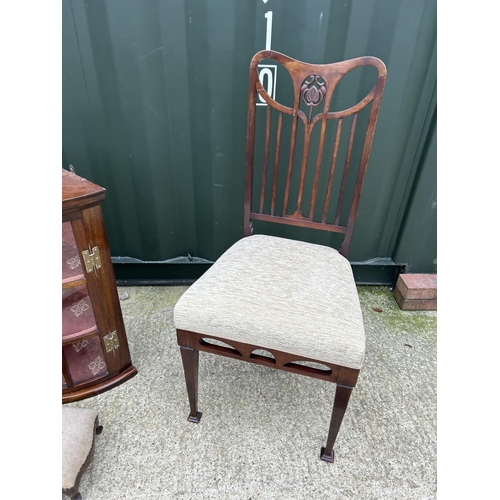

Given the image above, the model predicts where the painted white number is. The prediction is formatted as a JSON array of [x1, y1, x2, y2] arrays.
[[265, 11, 273, 50], [256, 65, 277, 105], [259, 68, 273, 102], [257, 9, 276, 106]]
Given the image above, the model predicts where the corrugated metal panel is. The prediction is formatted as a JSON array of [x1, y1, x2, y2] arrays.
[[62, 0, 437, 278], [392, 97, 437, 273]]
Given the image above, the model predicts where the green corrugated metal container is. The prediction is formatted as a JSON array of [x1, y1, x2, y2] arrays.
[[62, 0, 437, 284]]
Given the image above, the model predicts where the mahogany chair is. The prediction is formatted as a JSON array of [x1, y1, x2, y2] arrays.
[[174, 50, 386, 462]]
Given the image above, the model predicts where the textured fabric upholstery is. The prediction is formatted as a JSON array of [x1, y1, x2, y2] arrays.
[[174, 235, 365, 370], [62, 406, 98, 491]]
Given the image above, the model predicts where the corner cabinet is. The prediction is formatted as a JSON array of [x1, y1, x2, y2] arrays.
[[62, 169, 137, 403]]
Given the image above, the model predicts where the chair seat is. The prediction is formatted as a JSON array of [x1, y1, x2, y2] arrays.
[[174, 235, 365, 370], [62, 406, 98, 492]]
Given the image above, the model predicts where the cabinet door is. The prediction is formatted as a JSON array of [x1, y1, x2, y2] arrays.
[[62, 284, 108, 386], [62, 217, 118, 390]]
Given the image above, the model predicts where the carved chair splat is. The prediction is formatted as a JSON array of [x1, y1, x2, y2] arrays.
[[174, 50, 386, 463]]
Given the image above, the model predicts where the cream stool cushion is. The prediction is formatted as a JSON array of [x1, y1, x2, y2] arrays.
[[62, 407, 99, 494], [174, 234, 365, 370]]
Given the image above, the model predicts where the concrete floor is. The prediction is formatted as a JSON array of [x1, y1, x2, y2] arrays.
[[64, 285, 437, 500]]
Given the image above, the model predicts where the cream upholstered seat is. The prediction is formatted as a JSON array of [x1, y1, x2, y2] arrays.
[[175, 234, 365, 370], [62, 407, 102, 500], [174, 49, 386, 463]]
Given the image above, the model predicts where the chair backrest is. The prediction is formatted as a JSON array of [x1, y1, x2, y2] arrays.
[[244, 50, 387, 257]]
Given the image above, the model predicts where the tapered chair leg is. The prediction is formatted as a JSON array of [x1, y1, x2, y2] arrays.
[[320, 384, 353, 463], [180, 346, 202, 423]]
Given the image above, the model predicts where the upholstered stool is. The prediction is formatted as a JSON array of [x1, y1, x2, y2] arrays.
[[62, 407, 102, 500]]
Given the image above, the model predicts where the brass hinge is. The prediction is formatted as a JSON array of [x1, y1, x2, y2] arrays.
[[103, 331, 120, 354], [82, 246, 102, 273]]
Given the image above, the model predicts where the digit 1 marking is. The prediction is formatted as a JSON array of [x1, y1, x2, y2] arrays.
[[265, 11, 273, 50]]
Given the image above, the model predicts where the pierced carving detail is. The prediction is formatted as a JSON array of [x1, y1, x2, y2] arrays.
[[301, 75, 327, 122]]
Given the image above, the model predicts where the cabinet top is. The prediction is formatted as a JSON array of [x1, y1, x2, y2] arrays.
[[62, 169, 106, 214]]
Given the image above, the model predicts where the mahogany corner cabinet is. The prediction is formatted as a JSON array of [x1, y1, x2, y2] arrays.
[[62, 168, 137, 403]]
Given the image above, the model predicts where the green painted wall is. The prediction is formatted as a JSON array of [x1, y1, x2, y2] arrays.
[[62, 0, 437, 282]]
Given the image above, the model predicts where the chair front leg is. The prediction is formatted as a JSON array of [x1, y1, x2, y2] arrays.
[[320, 384, 353, 463], [180, 346, 202, 423]]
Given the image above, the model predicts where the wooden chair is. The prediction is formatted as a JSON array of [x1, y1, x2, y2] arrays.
[[174, 50, 387, 462]]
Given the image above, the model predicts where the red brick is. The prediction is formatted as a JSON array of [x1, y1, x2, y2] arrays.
[[394, 288, 437, 311], [395, 273, 437, 301]]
